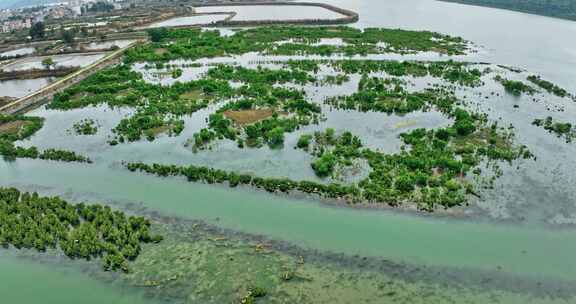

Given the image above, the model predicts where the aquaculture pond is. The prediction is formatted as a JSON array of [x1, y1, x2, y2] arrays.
[[83, 40, 136, 50], [2, 1, 576, 303], [0, 47, 35, 58], [2, 53, 106, 72], [146, 15, 230, 29], [0, 77, 56, 98], [196, 5, 346, 21]]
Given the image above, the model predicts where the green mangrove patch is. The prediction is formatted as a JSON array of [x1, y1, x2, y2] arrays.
[[0, 114, 91, 163], [71, 119, 100, 136], [0, 188, 162, 272], [494, 75, 537, 96], [136, 26, 469, 63], [533, 117, 576, 143]]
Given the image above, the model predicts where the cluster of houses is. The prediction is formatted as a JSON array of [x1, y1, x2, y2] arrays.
[[0, 0, 120, 33]]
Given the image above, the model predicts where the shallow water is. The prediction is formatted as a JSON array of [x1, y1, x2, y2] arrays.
[[2, 0, 576, 302], [2, 159, 576, 284], [0, 252, 153, 304], [321, 0, 576, 91]]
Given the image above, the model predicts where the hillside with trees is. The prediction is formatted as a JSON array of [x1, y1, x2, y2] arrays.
[[439, 0, 576, 21]]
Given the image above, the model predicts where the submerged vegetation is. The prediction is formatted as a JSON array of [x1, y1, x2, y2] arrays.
[[0, 188, 162, 272]]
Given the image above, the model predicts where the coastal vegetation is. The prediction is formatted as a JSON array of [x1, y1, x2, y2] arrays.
[[527, 75, 572, 99], [72, 119, 99, 135], [126, 102, 531, 210], [0, 114, 91, 163], [41, 26, 542, 210], [532, 117, 575, 143], [0, 114, 44, 142], [131, 26, 469, 64], [494, 75, 536, 96], [48, 64, 234, 143], [45, 27, 474, 147], [0, 187, 162, 272]]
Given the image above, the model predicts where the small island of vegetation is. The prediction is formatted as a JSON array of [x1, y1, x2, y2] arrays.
[[0, 187, 163, 272], [0, 114, 91, 163], [533, 116, 575, 143]]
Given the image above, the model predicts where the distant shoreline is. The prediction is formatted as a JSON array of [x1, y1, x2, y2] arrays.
[[437, 0, 576, 22]]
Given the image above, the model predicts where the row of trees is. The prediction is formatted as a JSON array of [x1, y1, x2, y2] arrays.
[[0, 188, 162, 272]]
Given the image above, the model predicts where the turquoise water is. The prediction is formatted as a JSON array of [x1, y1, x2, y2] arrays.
[[1, 159, 575, 283], [0, 252, 151, 304], [2, 0, 576, 302]]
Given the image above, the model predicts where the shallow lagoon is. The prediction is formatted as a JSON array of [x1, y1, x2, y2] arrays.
[[2, 0, 576, 303]]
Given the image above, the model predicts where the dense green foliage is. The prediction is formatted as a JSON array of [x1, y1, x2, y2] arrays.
[[126, 104, 530, 210], [0, 141, 92, 163], [0, 115, 44, 142], [48, 64, 233, 143], [0, 188, 162, 272], [527, 75, 572, 99], [533, 116, 575, 143], [125, 162, 360, 203], [439, 0, 576, 21], [48, 27, 471, 146], [190, 66, 321, 150], [29, 22, 45, 40], [127, 26, 468, 64], [72, 119, 99, 135], [329, 60, 484, 87], [494, 75, 536, 96], [326, 74, 457, 114], [44, 26, 540, 210]]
